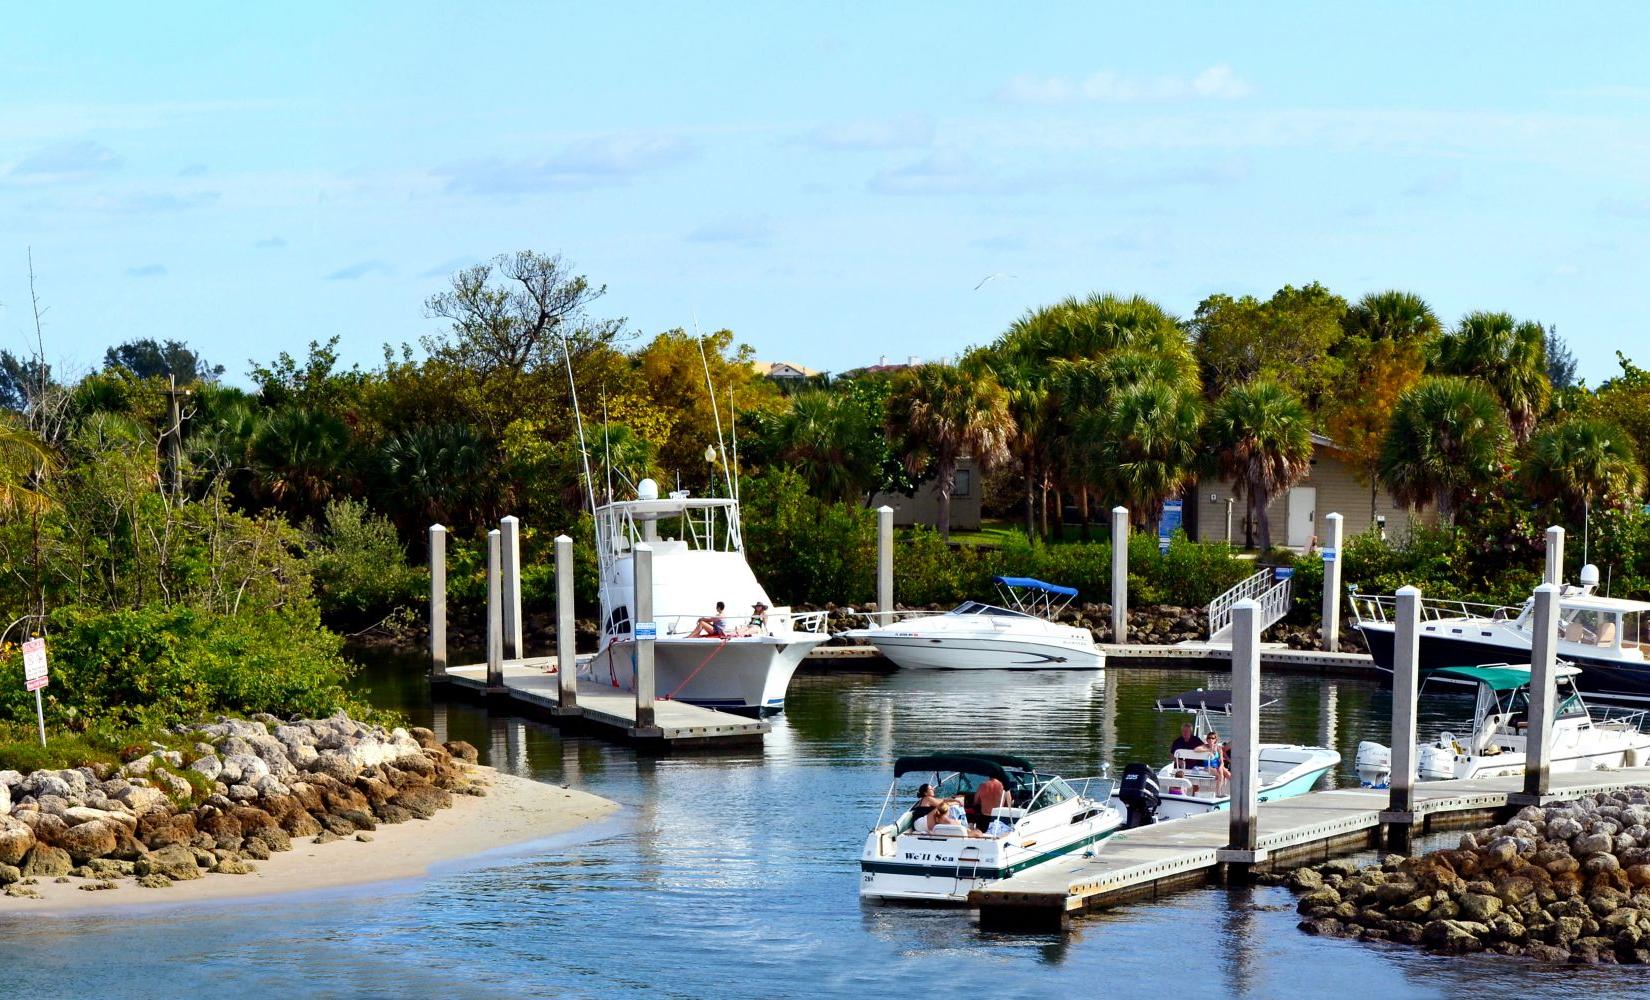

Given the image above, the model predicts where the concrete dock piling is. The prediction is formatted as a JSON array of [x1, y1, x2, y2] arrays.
[[632, 542, 657, 732], [1321, 512, 1343, 652], [1223, 599, 1261, 860], [1544, 525, 1565, 586], [486, 528, 504, 691], [877, 505, 894, 626], [1521, 582, 1561, 800], [1111, 506, 1128, 644], [500, 515, 523, 659], [428, 524, 447, 681], [555, 533, 577, 713], [1388, 585, 1422, 819]]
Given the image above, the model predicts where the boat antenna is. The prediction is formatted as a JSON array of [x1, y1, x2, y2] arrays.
[[1583, 495, 1591, 567], [729, 381, 740, 502], [557, 328, 600, 531], [693, 314, 736, 501], [601, 385, 615, 505]]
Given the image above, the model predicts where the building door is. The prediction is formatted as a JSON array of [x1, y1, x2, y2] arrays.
[[1286, 487, 1317, 549]]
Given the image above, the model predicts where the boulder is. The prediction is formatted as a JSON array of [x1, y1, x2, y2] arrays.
[[305, 752, 358, 784], [55, 819, 119, 863], [189, 754, 223, 782], [20, 844, 72, 877], [443, 740, 479, 764], [1421, 919, 1489, 952], [1287, 867, 1324, 892], [0, 816, 37, 866], [135, 844, 203, 881], [389, 784, 451, 820], [1459, 892, 1503, 922]]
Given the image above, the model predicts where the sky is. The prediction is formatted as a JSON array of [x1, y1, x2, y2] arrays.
[[4, 2, 1650, 386]]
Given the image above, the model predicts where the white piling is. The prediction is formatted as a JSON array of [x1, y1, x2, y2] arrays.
[[877, 505, 894, 626], [500, 515, 523, 660], [1389, 585, 1422, 815], [633, 543, 656, 730], [1111, 506, 1129, 644], [486, 528, 504, 691], [555, 533, 577, 712], [1227, 599, 1261, 856], [1322, 512, 1343, 652], [1544, 526, 1565, 586], [1523, 583, 1561, 798], [428, 524, 447, 681]]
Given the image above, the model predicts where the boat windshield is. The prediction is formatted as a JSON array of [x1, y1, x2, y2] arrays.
[[950, 601, 1033, 618]]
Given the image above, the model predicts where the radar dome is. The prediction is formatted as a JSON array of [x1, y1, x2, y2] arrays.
[[1580, 563, 1600, 589], [637, 478, 659, 501]]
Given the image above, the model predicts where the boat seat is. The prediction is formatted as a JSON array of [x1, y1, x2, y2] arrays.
[[1598, 622, 1617, 646], [923, 823, 968, 837], [1565, 621, 1590, 643]]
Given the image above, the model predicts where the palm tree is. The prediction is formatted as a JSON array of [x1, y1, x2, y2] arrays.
[[251, 407, 353, 518], [1078, 378, 1202, 522], [770, 390, 878, 505], [1341, 290, 1441, 345], [0, 417, 54, 516], [1207, 381, 1313, 551], [885, 364, 1014, 538], [1379, 376, 1510, 525], [378, 423, 490, 530], [1523, 418, 1645, 520], [1433, 312, 1551, 443]]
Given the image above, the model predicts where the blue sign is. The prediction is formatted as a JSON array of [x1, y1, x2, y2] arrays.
[[1273, 567, 1294, 581], [1321, 547, 1337, 562], [1158, 498, 1183, 555], [635, 622, 657, 640]]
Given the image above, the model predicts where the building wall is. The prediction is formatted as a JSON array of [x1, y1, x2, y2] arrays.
[[1190, 443, 1428, 548], [870, 457, 982, 531]]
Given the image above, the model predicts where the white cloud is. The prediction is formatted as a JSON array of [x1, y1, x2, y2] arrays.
[[6, 139, 122, 181], [1000, 64, 1254, 105], [802, 115, 934, 151], [437, 134, 698, 195]]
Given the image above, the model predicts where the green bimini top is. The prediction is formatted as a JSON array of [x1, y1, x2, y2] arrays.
[[1427, 663, 1581, 691]]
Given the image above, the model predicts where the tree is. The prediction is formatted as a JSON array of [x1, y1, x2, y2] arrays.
[[104, 338, 223, 384], [885, 364, 1014, 538], [0, 351, 53, 414], [1206, 380, 1313, 550], [1432, 312, 1550, 443], [1077, 377, 1202, 523], [1324, 295, 1437, 517], [1192, 282, 1347, 405], [1597, 353, 1650, 480], [1339, 290, 1442, 347], [377, 423, 491, 531], [251, 407, 353, 518], [1523, 418, 1644, 520], [1545, 328, 1579, 391], [1379, 376, 1510, 525], [768, 389, 882, 505]]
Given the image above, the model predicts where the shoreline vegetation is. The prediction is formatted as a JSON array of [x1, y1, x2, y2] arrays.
[[0, 711, 616, 910]]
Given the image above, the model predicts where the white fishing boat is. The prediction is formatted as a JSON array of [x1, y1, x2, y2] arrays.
[[859, 752, 1122, 903], [1354, 663, 1650, 786], [1113, 689, 1341, 824], [841, 577, 1103, 670], [578, 479, 827, 715]]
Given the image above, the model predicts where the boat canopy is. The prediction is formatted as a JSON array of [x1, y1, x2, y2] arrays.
[[893, 752, 1034, 781], [992, 576, 1078, 597], [1155, 689, 1279, 713], [1426, 663, 1582, 691]]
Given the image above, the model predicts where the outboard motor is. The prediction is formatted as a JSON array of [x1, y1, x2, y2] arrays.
[[1117, 762, 1161, 828], [1354, 741, 1392, 788]]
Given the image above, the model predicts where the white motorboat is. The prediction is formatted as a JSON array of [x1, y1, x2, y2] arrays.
[[1351, 564, 1650, 703], [1354, 663, 1650, 786], [1113, 689, 1341, 824], [841, 577, 1104, 670], [859, 752, 1122, 903], [578, 479, 827, 715]]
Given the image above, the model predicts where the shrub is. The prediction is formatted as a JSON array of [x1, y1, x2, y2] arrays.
[[311, 498, 425, 623]]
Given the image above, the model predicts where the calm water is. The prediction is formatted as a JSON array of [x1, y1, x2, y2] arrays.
[[6, 656, 1650, 999]]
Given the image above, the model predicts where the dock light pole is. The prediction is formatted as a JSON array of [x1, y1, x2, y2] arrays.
[[1388, 586, 1422, 818], [428, 524, 447, 681], [1521, 583, 1561, 800], [877, 505, 894, 626], [1223, 599, 1263, 861], [633, 543, 657, 731], [486, 528, 505, 692], [1544, 526, 1565, 586], [555, 534, 578, 713], [500, 515, 523, 660], [1321, 512, 1343, 652], [1111, 506, 1129, 644]]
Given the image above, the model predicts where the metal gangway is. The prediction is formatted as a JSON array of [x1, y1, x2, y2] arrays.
[[1207, 567, 1292, 643]]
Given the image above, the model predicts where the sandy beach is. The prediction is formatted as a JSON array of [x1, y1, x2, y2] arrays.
[[0, 769, 618, 915]]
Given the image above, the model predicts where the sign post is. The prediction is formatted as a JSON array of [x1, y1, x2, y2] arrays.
[[21, 638, 47, 747], [1157, 498, 1183, 556]]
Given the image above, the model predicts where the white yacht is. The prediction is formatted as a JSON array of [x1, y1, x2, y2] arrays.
[[859, 752, 1121, 904], [1351, 564, 1650, 703], [841, 577, 1103, 670], [1354, 663, 1650, 786], [1113, 689, 1341, 824], [578, 479, 827, 715]]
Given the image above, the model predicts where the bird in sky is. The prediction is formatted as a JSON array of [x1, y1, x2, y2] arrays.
[[973, 272, 1017, 290]]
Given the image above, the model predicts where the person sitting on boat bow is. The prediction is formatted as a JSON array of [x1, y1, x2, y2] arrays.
[[740, 601, 768, 636], [686, 602, 728, 638]]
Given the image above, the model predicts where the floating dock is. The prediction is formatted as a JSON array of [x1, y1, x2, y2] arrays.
[[438, 659, 768, 750], [972, 767, 1650, 931], [802, 642, 1375, 673]]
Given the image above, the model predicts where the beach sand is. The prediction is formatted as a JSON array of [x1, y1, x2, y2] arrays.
[[0, 769, 619, 914]]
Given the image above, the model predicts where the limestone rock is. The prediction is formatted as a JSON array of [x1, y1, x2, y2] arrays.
[[20, 844, 72, 877], [56, 819, 119, 864], [0, 815, 37, 866], [135, 844, 203, 881]]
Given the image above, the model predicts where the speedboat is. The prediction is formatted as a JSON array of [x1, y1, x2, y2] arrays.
[[1354, 663, 1650, 786], [1112, 689, 1341, 824], [840, 577, 1103, 670], [579, 479, 827, 715], [1350, 564, 1650, 703], [859, 752, 1122, 903]]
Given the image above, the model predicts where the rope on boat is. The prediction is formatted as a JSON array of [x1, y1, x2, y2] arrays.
[[664, 636, 730, 701]]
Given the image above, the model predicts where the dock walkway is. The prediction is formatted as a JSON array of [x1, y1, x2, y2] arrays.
[[974, 767, 1650, 930], [439, 659, 768, 749]]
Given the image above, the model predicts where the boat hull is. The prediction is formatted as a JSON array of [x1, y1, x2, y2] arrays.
[[1358, 623, 1650, 703], [584, 635, 823, 715], [1149, 761, 1338, 821], [862, 636, 1103, 671]]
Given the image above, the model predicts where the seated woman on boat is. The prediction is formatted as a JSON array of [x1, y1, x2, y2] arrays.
[[1204, 732, 1231, 793], [909, 783, 945, 822], [686, 602, 728, 638], [924, 796, 985, 838]]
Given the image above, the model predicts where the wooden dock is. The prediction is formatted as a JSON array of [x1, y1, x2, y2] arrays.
[[438, 659, 768, 750], [802, 641, 1375, 673], [972, 767, 1650, 931]]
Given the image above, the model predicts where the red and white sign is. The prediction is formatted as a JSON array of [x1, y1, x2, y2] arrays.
[[21, 638, 47, 692]]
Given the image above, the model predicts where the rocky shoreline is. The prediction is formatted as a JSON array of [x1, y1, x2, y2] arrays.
[[1270, 788, 1650, 963], [0, 713, 484, 898]]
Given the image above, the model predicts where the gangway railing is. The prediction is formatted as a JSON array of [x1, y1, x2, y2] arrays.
[[1208, 568, 1293, 642]]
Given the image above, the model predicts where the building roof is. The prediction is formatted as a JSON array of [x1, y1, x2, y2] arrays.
[[750, 360, 820, 378]]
